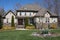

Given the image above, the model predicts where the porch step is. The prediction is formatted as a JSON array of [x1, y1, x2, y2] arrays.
[[16, 28, 28, 30], [16, 25, 25, 28]]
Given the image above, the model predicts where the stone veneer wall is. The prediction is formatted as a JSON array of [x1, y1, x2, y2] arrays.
[[3, 23, 17, 27], [36, 22, 58, 29], [50, 23, 58, 28], [43, 23, 58, 29], [3, 22, 58, 29]]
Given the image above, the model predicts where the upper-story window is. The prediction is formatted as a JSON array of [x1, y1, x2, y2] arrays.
[[29, 18, 34, 25], [30, 12, 33, 16], [20, 12, 21, 15], [21, 12, 25, 16], [26, 12, 30, 16]]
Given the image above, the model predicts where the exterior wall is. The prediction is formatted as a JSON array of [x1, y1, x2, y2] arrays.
[[3, 11, 58, 29], [43, 18, 57, 23], [35, 17, 40, 23], [35, 12, 58, 23], [50, 18, 58, 23], [17, 12, 20, 16], [35, 17, 58, 29], [3, 12, 17, 24], [35, 12, 58, 29]]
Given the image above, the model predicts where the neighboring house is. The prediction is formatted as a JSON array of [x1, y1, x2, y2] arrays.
[[3, 10, 17, 26], [3, 4, 58, 29]]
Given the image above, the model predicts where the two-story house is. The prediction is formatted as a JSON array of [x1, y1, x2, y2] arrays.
[[3, 4, 58, 29]]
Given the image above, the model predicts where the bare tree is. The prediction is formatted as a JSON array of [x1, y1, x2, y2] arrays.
[[14, 3, 22, 10], [44, 0, 53, 11], [44, 0, 60, 26], [33, 0, 41, 6], [0, 8, 5, 29], [0, 7, 5, 15], [53, 0, 60, 26], [53, 0, 60, 15]]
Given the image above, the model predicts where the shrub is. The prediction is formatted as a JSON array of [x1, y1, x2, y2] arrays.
[[50, 24, 57, 29], [11, 16, 15, 27], [26, 26, 35, 29], [2, 26, 15, 30], [3, 26, 11, 30], [25, 17, 35, 29], [2, 25, 15, 30], [41, 29, 48, 34]]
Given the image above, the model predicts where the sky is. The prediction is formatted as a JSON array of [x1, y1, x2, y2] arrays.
[[0, 0, 44, 11]]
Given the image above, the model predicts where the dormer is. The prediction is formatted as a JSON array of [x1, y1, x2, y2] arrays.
[[44, 11, 51, 18]]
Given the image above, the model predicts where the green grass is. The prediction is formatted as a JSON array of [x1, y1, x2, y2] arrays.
[[0, 29, 60, 40]]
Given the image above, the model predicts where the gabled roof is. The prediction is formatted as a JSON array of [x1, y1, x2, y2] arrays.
[[19, 4, 41, 11], [4, 10, 16, 17], [19, 4, 58, 17], [35, 8, 58, 17]]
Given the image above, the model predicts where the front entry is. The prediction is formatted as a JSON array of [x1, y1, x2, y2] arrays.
[[18, 19, 23, 25], [17, 19, 25, 28]]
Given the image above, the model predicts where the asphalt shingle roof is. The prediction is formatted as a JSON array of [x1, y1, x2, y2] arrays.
[[19, 4, 58, 17], [20, 4, 41, 11], [3, 4, 58, 17]]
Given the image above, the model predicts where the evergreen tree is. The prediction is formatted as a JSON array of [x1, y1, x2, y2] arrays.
[[11, 16, 15, 27], [0, 8, 5, 29], [25, 17, 28, 28], [0, 15, 3, 29]]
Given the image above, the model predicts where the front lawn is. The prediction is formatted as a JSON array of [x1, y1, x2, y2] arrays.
[[0, 29, 60, 40]]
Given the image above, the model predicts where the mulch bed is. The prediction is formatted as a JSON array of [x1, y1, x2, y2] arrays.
[[31, 32, 60, 37]]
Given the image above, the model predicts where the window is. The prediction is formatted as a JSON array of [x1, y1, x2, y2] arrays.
[[25, 12, 26, 15], [7, 18, 8, 23], [45, 18, 49, 23], [20, 12, 21, 15], [21, 12, 25, 16], [54, 20, 55, 23], [30, 12, 31, 16], [29, 18, 34, 25], [30, 12, 33, 16]]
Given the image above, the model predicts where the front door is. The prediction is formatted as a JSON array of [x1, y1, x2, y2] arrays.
[[18, 19, 23, 25]]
